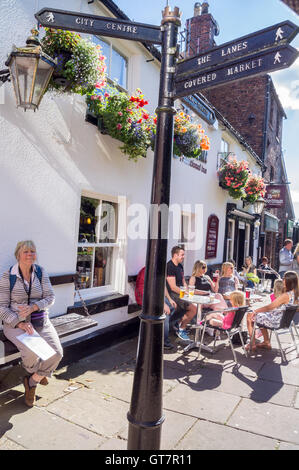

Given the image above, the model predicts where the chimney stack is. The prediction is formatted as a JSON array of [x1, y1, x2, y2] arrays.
[[185, 2, 219, 57]]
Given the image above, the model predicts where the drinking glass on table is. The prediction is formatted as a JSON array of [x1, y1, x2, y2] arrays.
[[213, 270, 219, 283], [179, 286, 186, 299], [245, 288, 251, 299], [188, 285, 195, 299]]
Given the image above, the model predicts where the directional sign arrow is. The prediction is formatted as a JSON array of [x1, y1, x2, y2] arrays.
[[176, 20, 298, 78], [174, 44, 299, 99], [35, 7, 162, 44]]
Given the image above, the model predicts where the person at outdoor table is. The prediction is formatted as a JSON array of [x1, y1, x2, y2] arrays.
[[0, 240, 63, 407], [217, 262, 239, 301], [270, 279, 284, 302], [228, 258, 244, 284], [278, 239, 293, 278], [258, 256, 276, 288], [246, 271, 299, 351], [188, 260, 227, 310], [242, 256, 257, 288], [204, 291, 245, 329], [166, 246, 197, 342]]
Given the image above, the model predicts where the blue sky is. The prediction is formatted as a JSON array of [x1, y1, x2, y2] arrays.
[[114, 0, 299, 218]]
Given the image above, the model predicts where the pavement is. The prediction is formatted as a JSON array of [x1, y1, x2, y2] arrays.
[[0, 317, 299, 451]]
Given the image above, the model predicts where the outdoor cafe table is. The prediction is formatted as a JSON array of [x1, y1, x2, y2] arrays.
[[182, 294, 220, 354]]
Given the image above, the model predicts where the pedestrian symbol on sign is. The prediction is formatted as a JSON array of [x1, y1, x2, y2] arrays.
[[274, 52, 282, 64], [275, 27, 284, 41], [46, 12, 55, 23]]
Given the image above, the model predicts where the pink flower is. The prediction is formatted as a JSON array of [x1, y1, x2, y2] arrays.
[[117, 124, 122, 130], [118, 111, 123, 116], [104, 92, 110, 98]]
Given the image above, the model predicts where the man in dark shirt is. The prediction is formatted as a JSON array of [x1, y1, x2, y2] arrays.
[[166, 246, 197, 341]]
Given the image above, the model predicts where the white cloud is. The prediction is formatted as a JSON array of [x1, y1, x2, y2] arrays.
[[274, 80, 299, 111], [291, 190, 299, 203]]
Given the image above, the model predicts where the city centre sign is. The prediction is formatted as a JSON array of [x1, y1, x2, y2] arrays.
[[35, 7, 163, 44]]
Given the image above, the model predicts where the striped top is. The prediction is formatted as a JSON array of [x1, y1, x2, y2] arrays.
[[0, 263, 55, 328]]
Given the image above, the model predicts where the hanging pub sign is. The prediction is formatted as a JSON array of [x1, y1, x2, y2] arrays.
[[265, 184, 286, 208], [205, 215, 219, 259]]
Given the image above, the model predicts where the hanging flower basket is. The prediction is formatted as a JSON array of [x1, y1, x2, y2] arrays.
[[173, 111, 210, 159], [242, 175, 266, 204], [218, 158, 250, 199], [41, 28, 106, 95], [86, 86, 154, 161]]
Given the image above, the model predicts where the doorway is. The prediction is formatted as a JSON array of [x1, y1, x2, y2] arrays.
[[237, 227, 245, 270]]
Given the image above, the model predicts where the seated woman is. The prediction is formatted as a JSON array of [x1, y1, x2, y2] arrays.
[[204, 291, 245, 329], [246, 271, 299, 351], [217, 262, 240, 301], [189, 260, 227, 310], [242, 256, 257, 288]]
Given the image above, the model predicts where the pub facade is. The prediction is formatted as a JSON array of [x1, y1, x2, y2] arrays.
[[0, 0, 263, 361]]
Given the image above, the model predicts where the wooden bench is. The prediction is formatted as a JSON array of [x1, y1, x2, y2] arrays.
[[0, 313, 98, 365]]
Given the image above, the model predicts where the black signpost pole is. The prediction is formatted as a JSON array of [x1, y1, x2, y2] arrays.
[[127, 5, 181, 450]]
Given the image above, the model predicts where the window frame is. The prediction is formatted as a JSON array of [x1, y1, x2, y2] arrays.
[[76, 191, 125, 299]]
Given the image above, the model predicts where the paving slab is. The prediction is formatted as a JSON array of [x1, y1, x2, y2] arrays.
[[98, 437, 127, 450], [164, 382, 240, 424], [0, 436, 26, 450], [0, 397, 103, 450], [258, 362, 299, 386], [175, 419, 278, 450], [294, 390, 299, 409], [278, 441, 299, 450], [118, 409, 197, 450], [47, 387, 129, 438], [227, 398, 299, 444], [179, 366, 296, 407]]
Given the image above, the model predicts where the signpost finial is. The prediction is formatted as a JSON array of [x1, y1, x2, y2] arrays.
[[161, 5, 181, 26]]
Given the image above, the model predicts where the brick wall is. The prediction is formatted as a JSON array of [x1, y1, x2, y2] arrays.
[[201, 76, 268, 158]]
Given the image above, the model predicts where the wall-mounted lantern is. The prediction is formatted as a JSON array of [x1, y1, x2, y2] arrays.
[[5, 28, 56, 111]]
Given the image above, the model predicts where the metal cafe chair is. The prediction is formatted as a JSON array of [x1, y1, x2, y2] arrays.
[[198, 306, 249, 363], [250, 305, 299, 362]]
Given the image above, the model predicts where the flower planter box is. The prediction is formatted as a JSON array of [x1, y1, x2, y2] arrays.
[[97, 116, 109, 135]]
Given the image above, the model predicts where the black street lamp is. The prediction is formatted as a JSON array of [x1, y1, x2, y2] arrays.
[[5, 28, 56, 111], [127, 5, 181, 450]]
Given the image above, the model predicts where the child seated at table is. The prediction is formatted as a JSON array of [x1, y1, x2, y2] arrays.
[[270, 279, 284, 302], [204, 291, 245, 329]]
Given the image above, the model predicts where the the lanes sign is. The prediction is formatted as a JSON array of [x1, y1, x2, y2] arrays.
[[174, 44, 299, 99], [176, 20, 299, 78], [35, 7, 162, 44]]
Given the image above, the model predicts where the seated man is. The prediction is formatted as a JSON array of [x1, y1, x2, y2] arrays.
[[166, 246, 197, 342]]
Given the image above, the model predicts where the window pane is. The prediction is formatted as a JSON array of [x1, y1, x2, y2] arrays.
[[93, 36, 110, 73], [76, 247, 93, 289], [93, 247, 113, 287], [111, 48, 127, 88], [99, 200, 118, 243], [79, 196, 101, 243]]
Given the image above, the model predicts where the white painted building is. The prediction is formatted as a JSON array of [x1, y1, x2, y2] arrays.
[[0, 0, 263, 351]]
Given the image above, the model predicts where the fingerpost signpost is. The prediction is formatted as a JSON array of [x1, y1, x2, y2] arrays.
[[35, 5, 298, 450]]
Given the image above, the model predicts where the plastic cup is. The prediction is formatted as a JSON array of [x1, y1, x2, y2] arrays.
[[179, 286, 186, 299], [188, 285, 195, 298], [213, 273, 219, 283], [245, 288, 251, 299]]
